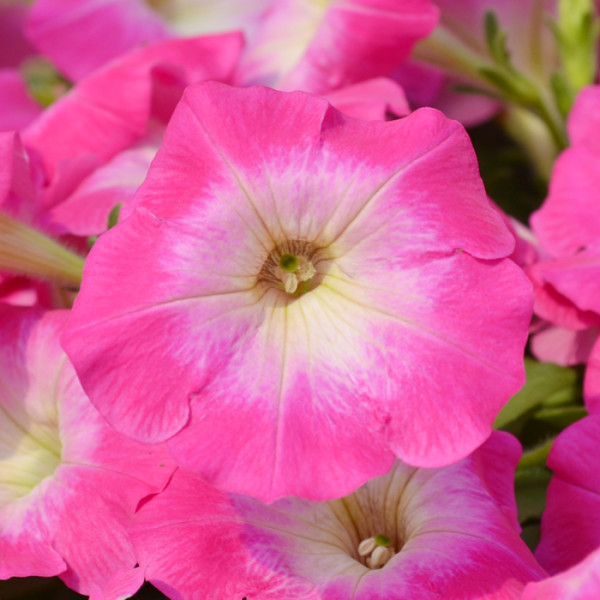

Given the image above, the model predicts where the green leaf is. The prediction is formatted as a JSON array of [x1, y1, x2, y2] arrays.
[[532, 405, 588, 429], [494, 359, 580, 430], [515, 466, 552, 524], [551, 0, 599, 94], [550, 71, 575, 117], [107, 203, 122, 230], [484, 11, 510, 66], [520, 523, 542, 552], [478, 66, 538, 104], [518, 438, 554, 469]]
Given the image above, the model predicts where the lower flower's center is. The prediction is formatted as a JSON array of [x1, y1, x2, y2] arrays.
[[0, 409, 62, 509], [358, 534, 396, 569], [258, 240, 322, 297]]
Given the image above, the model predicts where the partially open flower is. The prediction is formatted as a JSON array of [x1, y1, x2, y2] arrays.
[[0, 306, 175, 598], [130, 432, 546, 600], [63, 82, 532, 502]]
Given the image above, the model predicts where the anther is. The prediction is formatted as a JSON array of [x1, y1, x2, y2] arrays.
[[358, 535, 395, 569]]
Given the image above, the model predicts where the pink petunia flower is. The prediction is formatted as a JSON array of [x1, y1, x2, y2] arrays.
[[528, 85, 600, 410], [130, 432, 545, 600], [63, 82, 532, 502], [0, 34, 242, 307], [236, 0, 439, 95], [534, 414, 600, 575], [0, 306, 175, 598], [26, 0, 269, 82]]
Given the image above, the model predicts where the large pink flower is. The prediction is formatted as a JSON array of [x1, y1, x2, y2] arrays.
[[130, 432, 545, 599], [0, 306, 175, 598], [63, 82, 532, 502]]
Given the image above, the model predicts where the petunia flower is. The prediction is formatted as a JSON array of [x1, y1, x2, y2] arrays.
[[528, 85, 600, 410], [534, 414, 600, 575], [26, 0, 269, 82], [0, 34, 243, 308], [63, 82, 532, 502], [236, 0, 439, 95], [129, 432, 546, 600], [0, 306, 175, 598]]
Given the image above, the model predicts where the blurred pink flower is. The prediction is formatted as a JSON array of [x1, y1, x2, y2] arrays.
[[0, 306, 175, 598], [535, 415, 600, 576], [528, 85, 600, 410], [0, 34, 242, 308], [64, 82, 532, 502], [397, 0, 558, 126], [26, 0, 268, 82], [236, 0, 439, 95], [130, 432, 545, 600]]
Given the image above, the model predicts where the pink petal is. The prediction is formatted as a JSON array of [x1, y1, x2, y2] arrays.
[[46, 138, 159, 236], [0, 70, 42, 131], [0, 1, 36, 68], [0, 307, 175, 591], [530, 324, 599, 367], [528, 261, 600, 330], [584, 337, 600, 412], [239, 0, 439, 93], [535, 415, 600, 574], [523, 547, 600, 600], [22, 34, 243, 182], [323, 77, 410, 120], [131, 434, 544, 600], [26, 0, 169, 81], [531, 145, 600, 257], [567, 85, 600, 150], [533, 247, 600, 315]]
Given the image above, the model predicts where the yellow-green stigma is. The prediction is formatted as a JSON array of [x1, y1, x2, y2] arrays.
[[375, 534, 392, 547], [280, 253, 299, 273]]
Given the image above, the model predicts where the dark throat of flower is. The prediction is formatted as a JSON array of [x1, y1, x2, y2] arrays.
[[257, 239, 324, 298]]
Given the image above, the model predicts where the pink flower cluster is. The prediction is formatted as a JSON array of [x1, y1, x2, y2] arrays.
[[1, 1, 599, 599]]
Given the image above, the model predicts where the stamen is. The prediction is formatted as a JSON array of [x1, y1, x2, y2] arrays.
[[358, 537, 376, 556], [367, 546, 394, 569], [358, 535, 395, 569]]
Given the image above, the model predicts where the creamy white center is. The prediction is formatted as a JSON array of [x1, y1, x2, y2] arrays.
[[0, 406, 62, 509]]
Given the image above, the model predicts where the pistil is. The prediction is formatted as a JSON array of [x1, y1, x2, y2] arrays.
[[274, 253, 317, 294]]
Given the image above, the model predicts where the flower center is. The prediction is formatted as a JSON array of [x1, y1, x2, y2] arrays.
[[0, 409, 62, 509], [357, 534, 396, 569], [258, 240, 322, 297]]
